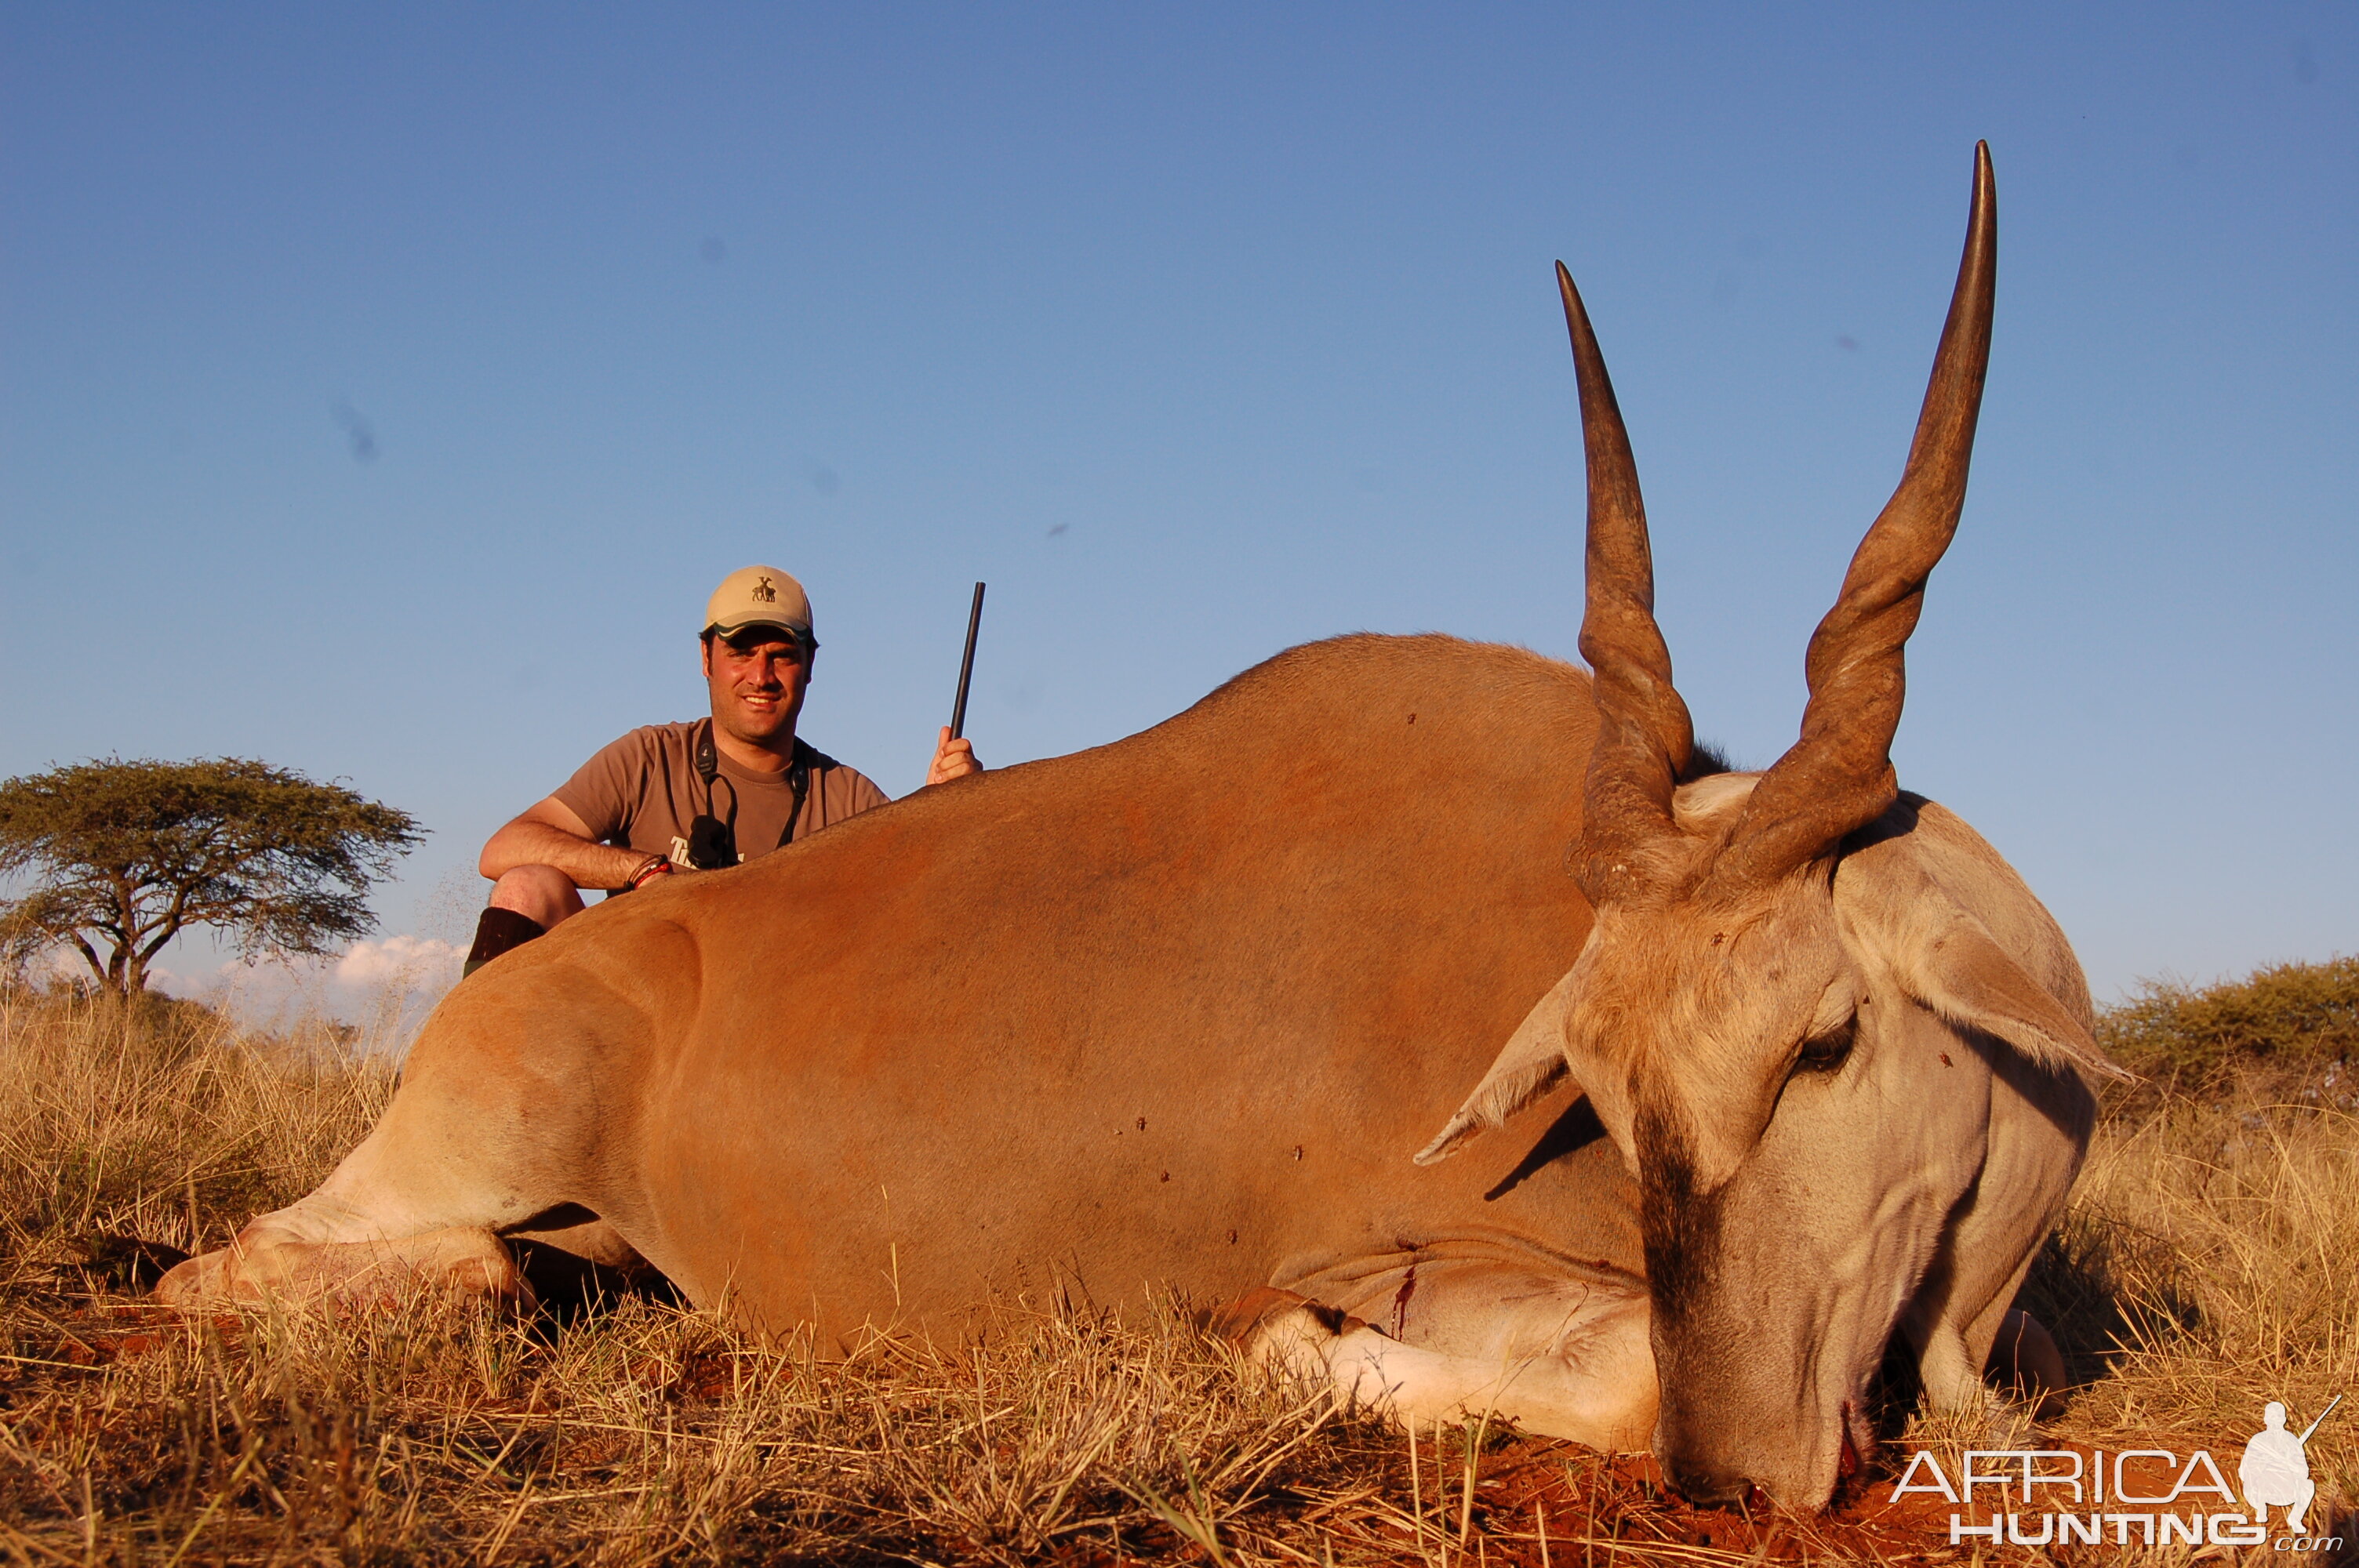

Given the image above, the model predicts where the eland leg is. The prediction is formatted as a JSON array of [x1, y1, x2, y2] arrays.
[[1985, 1307, 2066, 1417], [155, 1007, 606, 1311], [1219, 1246, 1656, 1450]]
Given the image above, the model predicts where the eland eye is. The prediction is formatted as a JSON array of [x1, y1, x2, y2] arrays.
[[1793, 1018, 1857, 1075]]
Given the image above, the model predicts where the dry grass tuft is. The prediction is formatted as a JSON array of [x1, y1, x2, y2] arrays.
[[4, 970, 2357, 1564], [0, 988, 394, 1257]]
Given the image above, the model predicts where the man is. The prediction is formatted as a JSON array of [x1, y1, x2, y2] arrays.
[[463, 564, 980, 975], [2240, 1401, 2317, 1534]]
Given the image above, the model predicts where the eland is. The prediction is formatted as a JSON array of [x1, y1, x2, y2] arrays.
[[162, 142, 2110, 1508]]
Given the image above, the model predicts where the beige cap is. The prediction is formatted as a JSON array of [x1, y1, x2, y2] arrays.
[[703, 564, 816, 643]]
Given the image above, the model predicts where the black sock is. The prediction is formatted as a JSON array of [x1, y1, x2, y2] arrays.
[[463, 908, 547, 978]]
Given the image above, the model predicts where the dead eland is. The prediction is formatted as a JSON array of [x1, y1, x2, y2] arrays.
[[162, 142, 2111, 1510]]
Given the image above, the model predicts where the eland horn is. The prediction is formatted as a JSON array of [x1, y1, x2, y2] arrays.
[[1717, 140, 1998, 887], [1562, 261, 1698, 905]]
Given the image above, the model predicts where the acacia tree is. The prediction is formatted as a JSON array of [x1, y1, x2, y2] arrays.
[[0, 758, 423, 997]]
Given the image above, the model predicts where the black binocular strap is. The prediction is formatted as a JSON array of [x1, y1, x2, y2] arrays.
[[689, 724, 814, 868]]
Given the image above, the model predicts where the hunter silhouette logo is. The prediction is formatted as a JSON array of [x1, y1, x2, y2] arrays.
[[752, 576, 776, 604], [2241, 1396, 2338, 1534]]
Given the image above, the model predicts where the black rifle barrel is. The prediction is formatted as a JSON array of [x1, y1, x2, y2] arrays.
[[949, 581, 986, 741]]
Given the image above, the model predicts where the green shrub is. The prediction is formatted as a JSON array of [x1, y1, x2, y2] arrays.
[[2097, 956, 2359, 1083]]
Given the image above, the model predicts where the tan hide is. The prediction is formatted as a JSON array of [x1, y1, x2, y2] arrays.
[[162, 636, 1663, 1448]]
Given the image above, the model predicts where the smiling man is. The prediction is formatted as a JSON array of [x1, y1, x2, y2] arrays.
[[463, 564, 980, 976]]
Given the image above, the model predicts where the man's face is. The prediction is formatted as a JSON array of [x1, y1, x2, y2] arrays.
[[701, 626, 813, 746]]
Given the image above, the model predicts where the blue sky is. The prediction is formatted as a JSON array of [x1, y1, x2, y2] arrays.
[[2, 4, 2353, 1002]]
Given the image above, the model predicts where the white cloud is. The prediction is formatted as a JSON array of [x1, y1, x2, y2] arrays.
[[194, 935, 465, 1047], [29, 944, 200, 991], [26, 931, 466, 1048], [31, 946, 88, 984], [333, 935, 464, 989]]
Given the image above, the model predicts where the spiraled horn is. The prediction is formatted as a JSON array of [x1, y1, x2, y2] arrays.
[[1715, 141, 1998, 887], [1561, 263, 1698, 905]]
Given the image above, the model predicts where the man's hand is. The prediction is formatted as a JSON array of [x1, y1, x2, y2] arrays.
[[927, 726, 983, 786]]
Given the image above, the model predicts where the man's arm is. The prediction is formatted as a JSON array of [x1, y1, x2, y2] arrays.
[[479, 797, 658, 889]]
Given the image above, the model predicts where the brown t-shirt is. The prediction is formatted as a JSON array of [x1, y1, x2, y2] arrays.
[[553, 720, 890, 875]]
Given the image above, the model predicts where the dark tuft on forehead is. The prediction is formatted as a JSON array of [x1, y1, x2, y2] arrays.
[[1635, 1099, 1721, 1317]]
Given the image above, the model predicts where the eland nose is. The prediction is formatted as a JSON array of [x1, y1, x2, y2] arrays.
[[1663, 1454, 1755, 1509]]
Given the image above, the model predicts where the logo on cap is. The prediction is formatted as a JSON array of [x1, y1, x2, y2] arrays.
[[753, 576, 777, 604]]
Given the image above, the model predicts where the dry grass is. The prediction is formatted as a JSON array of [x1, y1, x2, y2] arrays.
[[0, 992, 394, 1258], [2, 971, 2356, 1565]]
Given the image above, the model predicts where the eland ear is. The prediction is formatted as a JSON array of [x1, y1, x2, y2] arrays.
[[1901, 914, 2134, 1086], [1416, 966, 1586, 1165]]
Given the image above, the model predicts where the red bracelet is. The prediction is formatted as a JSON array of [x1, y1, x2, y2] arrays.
[[627, 855, 674, 891]]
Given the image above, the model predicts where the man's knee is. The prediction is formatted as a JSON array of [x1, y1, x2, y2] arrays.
[[464, 867, 585, 978], [490, 865, 585, 929]]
